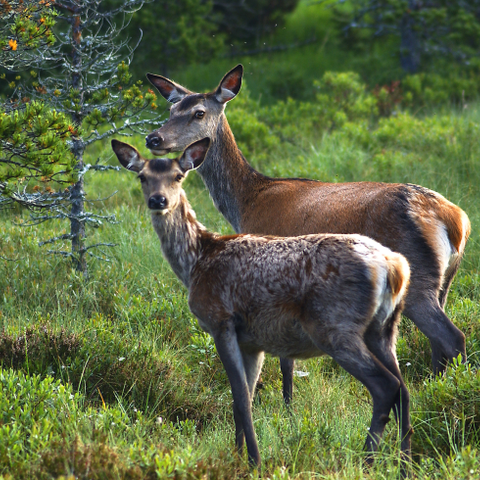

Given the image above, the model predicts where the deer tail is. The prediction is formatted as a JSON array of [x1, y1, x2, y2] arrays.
[[385, 251, 410, 307]]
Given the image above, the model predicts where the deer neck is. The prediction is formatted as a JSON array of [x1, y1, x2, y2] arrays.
[[196, 115, 268, 233], [150, 192, 206, 288]]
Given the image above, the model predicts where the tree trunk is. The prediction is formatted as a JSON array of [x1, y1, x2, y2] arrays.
[[70, 141, 86, 273], [70, 9, 87, 274], [400, 1, 420, 74]]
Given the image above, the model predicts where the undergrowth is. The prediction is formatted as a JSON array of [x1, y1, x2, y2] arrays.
[[1, 2, 480, 477]]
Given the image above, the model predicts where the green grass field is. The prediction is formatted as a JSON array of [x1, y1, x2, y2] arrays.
[[1, 1, 480, 478]]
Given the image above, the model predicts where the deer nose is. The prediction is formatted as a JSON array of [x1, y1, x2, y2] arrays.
[[145, 133, 164, 149], [148, 195, 168, 210]]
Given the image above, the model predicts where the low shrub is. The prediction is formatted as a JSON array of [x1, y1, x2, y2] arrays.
[[413, 358, 480, 457], [37, 436, 156, 480], [396, 318, 432, 382], [0, 325, 80, 373], [314, 71, 378, 128], [257, 71, 378, 144], [0, 369, 79, 472], [0, 320, 224, 427], [402, 71, 480, 109], [152, 446, 241, 479], [437, 445, 480, 480]]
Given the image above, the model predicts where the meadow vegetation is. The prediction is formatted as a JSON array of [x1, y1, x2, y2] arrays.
[[1, 1, 480, 479]]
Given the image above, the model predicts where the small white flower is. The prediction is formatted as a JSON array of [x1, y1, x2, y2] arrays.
[[294, 370, 309, 377], [118, 357, 126, 362], [406, 362, 411, 367], [156, 416, 163, 425]]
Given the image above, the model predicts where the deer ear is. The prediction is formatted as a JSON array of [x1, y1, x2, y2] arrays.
[[215, 64, 243, 104], [111, 140, 145, 172], [179, 138, 211, 172], [146, 73, 191, 104]]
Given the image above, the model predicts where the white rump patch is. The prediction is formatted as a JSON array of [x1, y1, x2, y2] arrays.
[[352, 238, 406, 324], [372, 265, 396, 324], [436, 222, 455, 274]]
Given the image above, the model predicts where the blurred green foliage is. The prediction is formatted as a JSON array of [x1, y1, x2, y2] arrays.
[[336, 0, 480, 73], [117, 0, 222, 78], [212, 0, 299, 45], [115, 0, 301, 79]]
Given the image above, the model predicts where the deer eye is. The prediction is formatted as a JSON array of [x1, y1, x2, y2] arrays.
[[138, 174, 146, 183], [194, 111, 205, 119], [175, 174, 184, 182]]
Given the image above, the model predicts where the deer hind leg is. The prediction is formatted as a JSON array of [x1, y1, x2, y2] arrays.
[[334, 347, 401, 460], [304, 326, 401, 460], [438, 255, 462, 309], [279, 357, 294, 405], [212, 320, 260, 467], [242, 350, 265, 403], [404, 295, 466, 374], [364, 307, 412, 462]]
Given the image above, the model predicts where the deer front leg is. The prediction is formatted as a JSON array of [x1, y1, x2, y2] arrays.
[[213, 321, 261, 468], [280, 357, 294, 405], [363, 313, 412, 467]]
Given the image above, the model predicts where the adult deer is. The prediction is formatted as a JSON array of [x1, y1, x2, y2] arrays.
[[145, 65, 470, 404], [112, 137, 412, 470]]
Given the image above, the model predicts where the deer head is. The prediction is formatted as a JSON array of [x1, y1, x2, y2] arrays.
[[145, 65, 243, 155], [112, 138, 211, 214]]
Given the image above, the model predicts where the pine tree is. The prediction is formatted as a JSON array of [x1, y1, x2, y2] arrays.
[[0, 1, 76, 210], [1, 0, 161, 274]]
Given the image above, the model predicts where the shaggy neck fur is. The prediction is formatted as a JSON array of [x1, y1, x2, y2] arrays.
[[150, 191, 207, 288]]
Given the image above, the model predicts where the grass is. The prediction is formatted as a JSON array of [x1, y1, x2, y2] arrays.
[[2, 1, 480, 477], [2, 95, 480, 477]]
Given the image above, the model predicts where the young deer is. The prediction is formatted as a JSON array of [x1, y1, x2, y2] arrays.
[[112, 137, 412, 469], [144, 65, 470, 403]]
